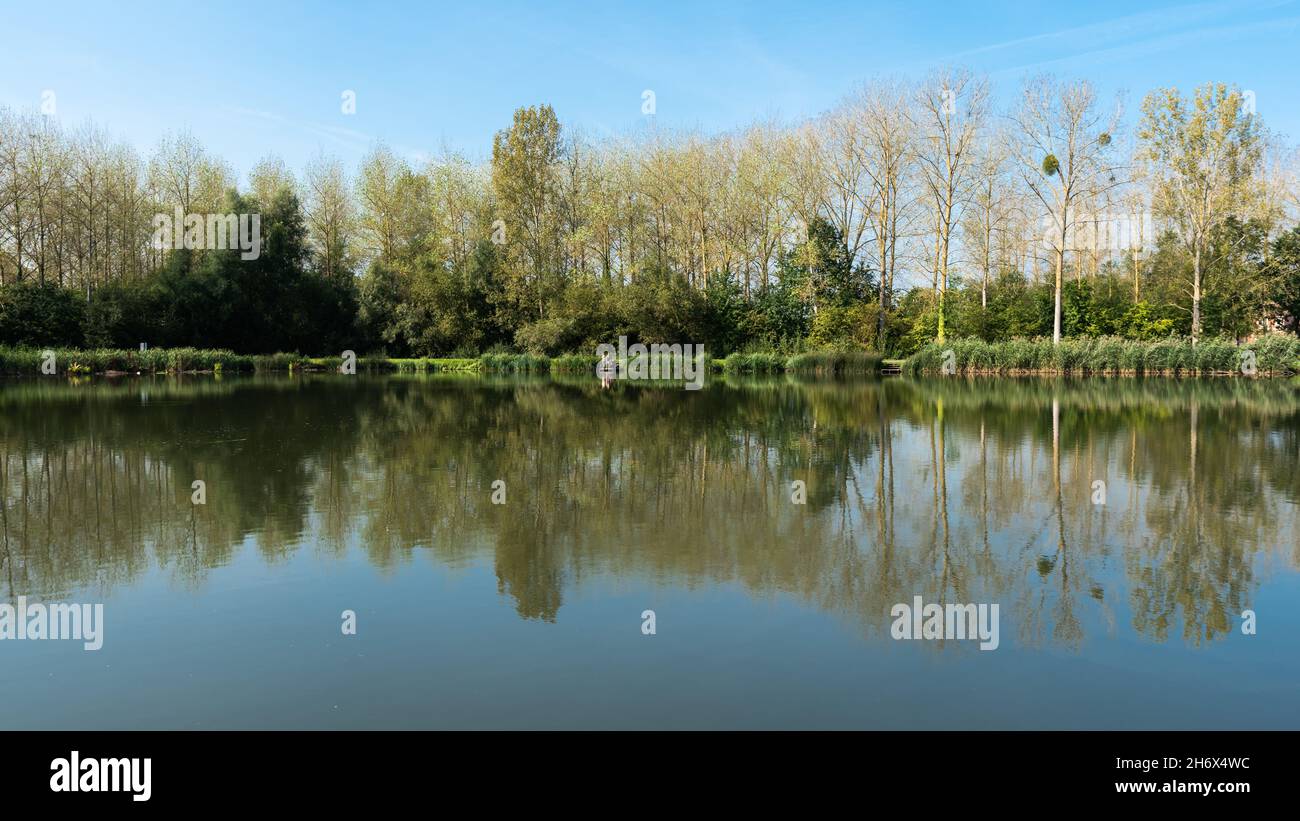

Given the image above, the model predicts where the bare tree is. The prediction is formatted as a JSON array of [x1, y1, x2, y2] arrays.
[[819, 94, 875, 269], [913, 68, 987, 342], [962, 127, 1013, 311], [860, 79, 916, 346], [1010, 75, 1123, 343]]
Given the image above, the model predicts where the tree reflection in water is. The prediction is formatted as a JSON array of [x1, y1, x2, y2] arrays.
[[1, 373, 1295, 647]]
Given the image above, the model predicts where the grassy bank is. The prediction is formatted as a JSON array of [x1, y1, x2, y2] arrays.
[[721, 350, 884, 375], [480, 351, 718, 375], [0, 347, 722, 377], [1, 346, 892, 378], [18, 339, 1297, 379], [903, 336, 1300, 376], [307, 355, 479, 373], [0, 346, 269, 375], [0, 347, 488, 376]]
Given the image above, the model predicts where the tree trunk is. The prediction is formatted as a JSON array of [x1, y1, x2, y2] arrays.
[[1053, 244, 1064, 344], [1191, 244, 1202, 345], [1132, 245, 1139, 302]]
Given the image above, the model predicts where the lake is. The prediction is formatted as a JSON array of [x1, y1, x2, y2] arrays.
[[1, 373, 1297, 729]]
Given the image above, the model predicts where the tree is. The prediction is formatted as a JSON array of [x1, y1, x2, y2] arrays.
[[491, 105, 563, 320], [249, 154, 297, 206], [818, 94, 874, 274], [963, 129, 1013, 312], [1139, 83, 1263, 343], [303, 153, 357, 281], [858, 80, 915, 349], [1011, 75, 1122, 344], [1266, 226, 1300, 333], [356, 144, 408, 263], [148, 130, 229, 218], [913, 68, 987, 342]]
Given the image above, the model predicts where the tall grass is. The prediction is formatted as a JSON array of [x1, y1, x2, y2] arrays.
[[787, 350, 884, 375], [903, 335, 1300, 376], [721, 349, 884, 375], [551, 353, 599, 374], [0, 347, 482, 374], [721, 352, 789, 374], [392, 357, 479, 373], [0, 346, 265, 374], [478, 352, 551, 373], [552, 351, 716, 377]]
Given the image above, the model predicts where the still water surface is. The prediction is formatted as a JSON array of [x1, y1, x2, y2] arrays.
[[0, 373, 1297, 728]]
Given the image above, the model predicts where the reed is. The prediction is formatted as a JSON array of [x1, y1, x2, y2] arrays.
[[551, 353, 600, 374], [721, 351, 789, 374], [786, 350, 884, 375], [478, 352, 551, 373], [903, 335, 1300, 376], [0, 346, 263, 374]]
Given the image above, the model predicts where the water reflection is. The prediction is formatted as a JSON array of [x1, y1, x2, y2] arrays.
[[1, 374, 1297, 648]]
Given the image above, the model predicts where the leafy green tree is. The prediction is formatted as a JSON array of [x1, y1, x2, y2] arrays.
[[491, 105, 564, 321], [1119, 301, 1175, 340], [1266, 226, 1300, 333], [1139, 83, 1263, 343], [357, 260, 404, 354], [83, 281, 160, 348], [0, 281, 85, 346]]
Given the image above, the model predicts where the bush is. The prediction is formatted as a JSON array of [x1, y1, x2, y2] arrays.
[[1253, 334, 1300, 375], [807, 304, 880, 349]]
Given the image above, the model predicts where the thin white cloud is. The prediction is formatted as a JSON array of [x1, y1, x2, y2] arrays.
[[947, 0, 1294, 63], [226, 106, 434, 167], [987, 14, 1300, 80]]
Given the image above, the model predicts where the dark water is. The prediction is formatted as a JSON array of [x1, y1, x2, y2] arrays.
[[0, 373, 1297, 729]]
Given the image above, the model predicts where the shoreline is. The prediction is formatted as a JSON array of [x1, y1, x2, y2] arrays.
[[4, 345, 1300, 379]]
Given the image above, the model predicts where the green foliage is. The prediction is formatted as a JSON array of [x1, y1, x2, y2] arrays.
[[904, 335, 1300, 375], [807, 303, 880, 349], [719, 349, 883, 375], [722, 351, 789, 374], [1120, 301, 1175, 340], [83, 281, 161, 348], [551, 353, 600, 374], [0, 282, 85, 347], [2, 100, 1297, 372], [0, 187, 359, 357], [0, 346, 256, 375], [786, 350, 883, 375], [479, 352, 551, 373]]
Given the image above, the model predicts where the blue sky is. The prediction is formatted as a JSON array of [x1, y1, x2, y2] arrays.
[[1, 0, 1296, 181]]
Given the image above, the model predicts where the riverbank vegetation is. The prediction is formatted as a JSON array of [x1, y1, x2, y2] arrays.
[[1, 73, 1298, 364], [0, 346, 481, 375], [903, 335, 1300, 375], [0, 344, 885, 377]]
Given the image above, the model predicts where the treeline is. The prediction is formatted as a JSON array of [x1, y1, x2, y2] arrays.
[[2, 70, 1299, 357]]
